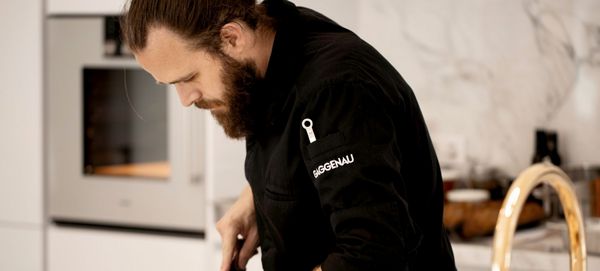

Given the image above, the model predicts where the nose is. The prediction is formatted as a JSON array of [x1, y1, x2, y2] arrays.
[[174, 83, 201, 107]]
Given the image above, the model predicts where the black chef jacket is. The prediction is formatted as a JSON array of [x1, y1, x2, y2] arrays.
[[244, 1, 456, 270]]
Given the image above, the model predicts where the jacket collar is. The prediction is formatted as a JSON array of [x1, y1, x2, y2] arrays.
[[253, 0, 306, 132]]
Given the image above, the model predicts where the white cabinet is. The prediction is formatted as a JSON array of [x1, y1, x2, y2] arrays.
[[0, 0, 43, 225], [0, 0, 43, 270], [48, 225, 209, 271], [47, 0, 127, 15], [0, 226, 43, 271]]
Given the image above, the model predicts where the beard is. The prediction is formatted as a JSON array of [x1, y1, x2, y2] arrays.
[[194, 53, 262, 139]]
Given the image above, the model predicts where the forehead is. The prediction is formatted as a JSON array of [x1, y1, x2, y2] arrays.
[[134, 26, 212, 82]]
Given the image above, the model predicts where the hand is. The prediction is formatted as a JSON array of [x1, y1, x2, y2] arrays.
[[216, 185, 259, 271]]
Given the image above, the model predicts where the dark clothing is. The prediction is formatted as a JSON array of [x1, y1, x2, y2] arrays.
[[245, 1, 456, 270]]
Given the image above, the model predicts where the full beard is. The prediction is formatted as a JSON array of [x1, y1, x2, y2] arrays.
[[195, 53, 261, 139]]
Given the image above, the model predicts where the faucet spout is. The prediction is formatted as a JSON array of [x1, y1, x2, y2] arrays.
[[491, 162, 587, 271]]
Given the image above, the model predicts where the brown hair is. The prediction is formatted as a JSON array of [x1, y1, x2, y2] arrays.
[[120, 0, 264, 53]]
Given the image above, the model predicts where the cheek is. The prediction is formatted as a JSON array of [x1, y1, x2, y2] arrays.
[[201, 73, 227, 98]]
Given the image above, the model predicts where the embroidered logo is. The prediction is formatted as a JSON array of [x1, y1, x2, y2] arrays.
[[313, 154, 355, 179]]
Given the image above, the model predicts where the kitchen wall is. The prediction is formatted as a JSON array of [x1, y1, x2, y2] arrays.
[[343, 0, 600, 177]]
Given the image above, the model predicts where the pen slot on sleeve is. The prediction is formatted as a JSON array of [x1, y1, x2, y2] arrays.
[[302, 118, 316, 143]]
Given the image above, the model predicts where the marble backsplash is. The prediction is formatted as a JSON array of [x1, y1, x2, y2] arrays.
[[297, 0, 600, 177]]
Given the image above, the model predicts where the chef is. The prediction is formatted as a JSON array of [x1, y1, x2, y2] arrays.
[[121, 0, 456, 270]]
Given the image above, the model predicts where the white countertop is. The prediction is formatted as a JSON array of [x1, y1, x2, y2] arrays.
[[452, 225, 600, 271]]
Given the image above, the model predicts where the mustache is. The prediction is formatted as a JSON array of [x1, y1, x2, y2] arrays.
[[194, 99, 226, 110]]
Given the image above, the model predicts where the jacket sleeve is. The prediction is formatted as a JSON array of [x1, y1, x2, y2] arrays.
[[299, 79, 423, 271]]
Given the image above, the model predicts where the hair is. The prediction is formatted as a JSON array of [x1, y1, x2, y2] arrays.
[[120, 0, 265, 53]]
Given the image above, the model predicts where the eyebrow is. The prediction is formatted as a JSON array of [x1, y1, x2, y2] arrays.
[[156, 72, 196, 85]]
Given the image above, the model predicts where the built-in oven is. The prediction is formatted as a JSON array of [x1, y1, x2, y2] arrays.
[[47, 16, 206, 235]]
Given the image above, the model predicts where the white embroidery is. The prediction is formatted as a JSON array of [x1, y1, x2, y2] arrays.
[[313, 154, 355, 179]]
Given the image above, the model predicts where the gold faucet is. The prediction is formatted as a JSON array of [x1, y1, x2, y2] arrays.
[[491, 162, 587, 271]]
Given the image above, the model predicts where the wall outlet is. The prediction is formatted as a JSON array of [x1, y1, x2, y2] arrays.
[[432, 134, 467, 168]]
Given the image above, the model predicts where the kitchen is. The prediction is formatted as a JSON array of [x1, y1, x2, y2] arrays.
[[1, 0, 600, 270]]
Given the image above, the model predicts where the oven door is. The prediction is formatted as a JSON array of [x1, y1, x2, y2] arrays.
[[47, 16, 205, 234]]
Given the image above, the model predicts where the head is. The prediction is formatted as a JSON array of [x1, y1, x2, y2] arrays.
[[121, 0, 274, 139]]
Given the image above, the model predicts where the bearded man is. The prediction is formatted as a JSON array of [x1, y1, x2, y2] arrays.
[[121, 0, 456, 270]]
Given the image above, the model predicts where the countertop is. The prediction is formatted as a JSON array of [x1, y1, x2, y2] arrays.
[[452, 223, 600, 271]]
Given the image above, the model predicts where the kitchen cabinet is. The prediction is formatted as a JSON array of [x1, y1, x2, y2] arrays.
[[1, 0, 43, 226], [47, 224, 265, 271], [48, 225, 208, 271], [1, 0, 44, 266], [0, 226, 43, 271], [47, 0, 126, 15]]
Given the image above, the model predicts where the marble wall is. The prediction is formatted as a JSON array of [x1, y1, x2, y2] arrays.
[[298, 0, 600, 177]]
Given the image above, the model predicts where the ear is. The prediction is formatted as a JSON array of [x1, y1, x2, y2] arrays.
[[220, 22, 246, 57]]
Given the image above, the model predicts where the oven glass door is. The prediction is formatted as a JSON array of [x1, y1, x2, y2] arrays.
[[83, 68, 169, 180]]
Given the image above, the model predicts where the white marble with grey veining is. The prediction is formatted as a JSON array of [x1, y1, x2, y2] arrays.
[[343, 0, 600, 176]]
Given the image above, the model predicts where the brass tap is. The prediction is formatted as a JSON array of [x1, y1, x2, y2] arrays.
[[491, 162, 587, 271]]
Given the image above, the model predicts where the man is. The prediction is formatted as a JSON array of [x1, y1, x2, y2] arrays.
[[122, 0, 456, 270]]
